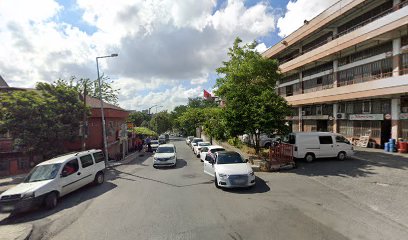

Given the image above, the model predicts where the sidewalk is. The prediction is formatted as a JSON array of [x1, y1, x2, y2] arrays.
[[0, 174, 26, 195]]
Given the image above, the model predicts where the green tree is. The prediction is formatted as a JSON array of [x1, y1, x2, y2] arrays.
[[150, 111, 172, 134], [176, 108, 206, 136], [73, 75, 120, 106], [187, 97, 218, 108], [202, 107, 227, 141], [0, 81, 86, 159], [215, 37, 291, 153], [128, 111, 151, 127]]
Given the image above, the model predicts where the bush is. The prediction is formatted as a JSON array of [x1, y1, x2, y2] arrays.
[[227, 137, 243, 148]]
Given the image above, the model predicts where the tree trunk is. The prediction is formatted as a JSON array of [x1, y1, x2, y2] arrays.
[[254, 132, 260, 154]]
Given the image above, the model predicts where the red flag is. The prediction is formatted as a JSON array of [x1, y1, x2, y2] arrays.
[[203, 90, 211, 99]]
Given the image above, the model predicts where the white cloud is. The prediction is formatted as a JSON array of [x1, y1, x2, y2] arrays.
[[119, 85, 203, 111], [0, 0, 278, 111], [277, 0, 338, 38], [255, 43, 268, 53]]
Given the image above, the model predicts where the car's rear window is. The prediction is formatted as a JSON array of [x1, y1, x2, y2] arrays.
[[210, 148, 225, 153], [93, 152, 104, 163]]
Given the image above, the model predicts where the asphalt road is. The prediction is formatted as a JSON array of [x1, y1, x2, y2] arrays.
[[1, 137, 408, 240]]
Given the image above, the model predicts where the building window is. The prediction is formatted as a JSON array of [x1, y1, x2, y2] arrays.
[[17, 159, 29, 170], [316, 105, 322, 115], [401, 97, 408, 113], [286, 85, 293, 97], [362, 101, 371, 113], [338, 103, 346, 113]]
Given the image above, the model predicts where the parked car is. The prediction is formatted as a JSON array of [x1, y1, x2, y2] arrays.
[[158, 135, 166, 144], [200, 145, 225, 162], [203, 151, 255, 189], [194, 141, 211, 157], [286, 132, 354, 162], [0, 149, 106, 213], [260, 134, 282, 148], [150, 140, 160, 151], [190, 138, 203, 149], [186, 136, 194, 145], [153, 144, 177, 168]]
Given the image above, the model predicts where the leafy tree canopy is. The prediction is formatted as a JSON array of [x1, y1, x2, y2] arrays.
[[215, 37, 291, 152]]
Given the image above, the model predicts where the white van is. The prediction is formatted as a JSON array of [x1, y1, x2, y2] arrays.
[[287, 132, 354, 162], [0, 149, 106, 213]]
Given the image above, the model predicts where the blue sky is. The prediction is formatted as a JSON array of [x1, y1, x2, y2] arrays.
[[0, 0, 335, 111]]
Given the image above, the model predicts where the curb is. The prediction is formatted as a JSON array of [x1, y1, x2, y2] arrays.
[[0, 223, 33, 240]]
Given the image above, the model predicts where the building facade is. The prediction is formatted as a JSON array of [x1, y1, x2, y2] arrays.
[[263, 0, 408, 147]]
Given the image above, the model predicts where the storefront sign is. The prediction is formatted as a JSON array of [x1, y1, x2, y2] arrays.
[[285, 116, 299, 120], [349, 114, 384, 121], [400, 113, 408, 120], [302, 115, 329, 120]]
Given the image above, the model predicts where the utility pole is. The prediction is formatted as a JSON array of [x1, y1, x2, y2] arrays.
[[81, 80, 88, 151]]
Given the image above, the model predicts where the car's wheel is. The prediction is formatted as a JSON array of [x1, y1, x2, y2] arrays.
[[196, 154, 200, 158], [337, 151, 347, 161], [264, 142, 271, 148], [44, 192, 58, 209], [94, 172, 104, 185], [214, 176, 221, 189], [305, 153, 315, 163]]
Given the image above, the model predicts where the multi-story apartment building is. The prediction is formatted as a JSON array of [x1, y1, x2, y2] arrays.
[[263, 0, 408, 147]]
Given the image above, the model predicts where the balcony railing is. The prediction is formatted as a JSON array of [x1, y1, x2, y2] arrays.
[[277, 1, 407, 65]]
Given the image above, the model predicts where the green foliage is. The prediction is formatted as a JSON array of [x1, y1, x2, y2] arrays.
[[202, 107, 227, 141], [227, 137, 243, 148], [73, 76, 120, 106], [215, 37, 291, 153], [176, 108, 206, 136], [132, 127, 157, 136], [187, 97, 218, 108], [128, 111, 151, 127], [0, 81, 87, 158], [150, 111, 172, 134]]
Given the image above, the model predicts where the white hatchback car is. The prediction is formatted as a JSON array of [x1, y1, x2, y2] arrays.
[[153, 144, 177, 168], [0, 149, 106, 213], [200, 145, 225, 162], [194, 141, 211, 157], [204, 151, 255, 189]]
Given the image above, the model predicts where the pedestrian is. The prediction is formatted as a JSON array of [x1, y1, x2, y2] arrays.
[[146, 136, 152, 152], [136, 137, 142, 152]]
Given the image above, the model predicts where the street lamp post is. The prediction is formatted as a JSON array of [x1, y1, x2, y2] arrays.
[[96, 53, 118, 166]]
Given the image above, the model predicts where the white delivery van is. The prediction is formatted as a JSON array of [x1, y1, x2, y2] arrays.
[[287, 132, 354, 162], [0, 149, 106, 213]]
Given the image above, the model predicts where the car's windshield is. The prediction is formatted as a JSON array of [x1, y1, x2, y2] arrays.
[[156, 147, 174, 153], [24, 164, 61, 183], [151, 140, 159, 144], [217, 153, 245, 164], [193, 139, 203, 143], [210, 148, 225, 153]]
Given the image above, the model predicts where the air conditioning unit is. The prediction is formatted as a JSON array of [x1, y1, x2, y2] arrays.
[[336, 113, 347, 119]]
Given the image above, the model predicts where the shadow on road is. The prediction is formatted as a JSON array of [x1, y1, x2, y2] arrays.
[[291, 150, 408, 178], [154, 159, 187, 170], [222, 176, 270, 194], [0, 181, 117, 225]]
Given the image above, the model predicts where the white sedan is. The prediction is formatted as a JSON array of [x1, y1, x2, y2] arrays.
[[153, 144, 177, 168], [200, 145, 225, 162], [204, 151, 255, 189], [193, 141, 211, 157]]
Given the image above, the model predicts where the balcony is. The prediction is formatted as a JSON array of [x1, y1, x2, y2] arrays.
[[285, 71, 408, 106], [278, 2, 408, 73]]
